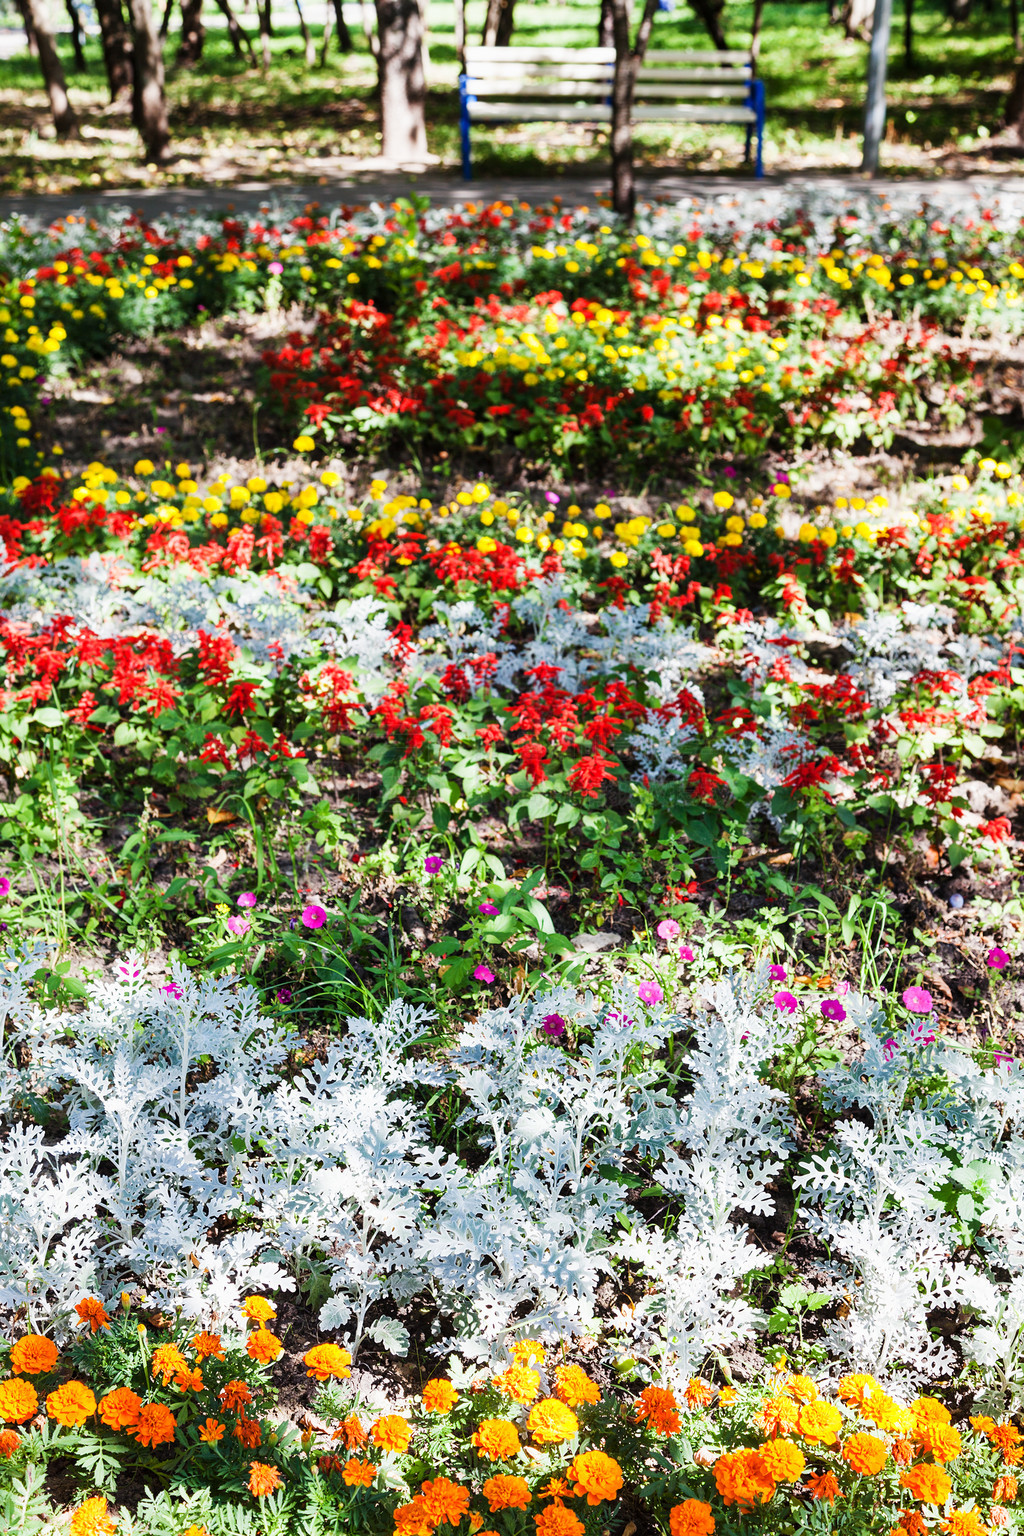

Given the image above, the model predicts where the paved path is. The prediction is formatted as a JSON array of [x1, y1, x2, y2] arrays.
[[2, 168, 1024, 225]]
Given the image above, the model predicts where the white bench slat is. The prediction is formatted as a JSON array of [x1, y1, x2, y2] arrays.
[[468, 80, 612, 98], [636, 67, 752, 81], [636, 84, 750, 99], [633, 103, 756, 122], [644, 49, 754, 63], [464, 45, 614, 62], [468, 101, 613, 122], [464, 62, 613, 81]]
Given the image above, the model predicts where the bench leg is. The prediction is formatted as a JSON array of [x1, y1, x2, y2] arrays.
[[744, 122, 752, 163], [754, 78, 765, 178], [459, 79, 472, 181]]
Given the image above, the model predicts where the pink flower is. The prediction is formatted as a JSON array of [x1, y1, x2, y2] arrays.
[[161, 982, 182, 999], [268, 261, 284, 274], [769, 964, 786, 982], [883, 1037, 898, 1061], [276, 987, 292, 1004], [478, 901, 499, 916], [988, 946, 1010, 970], [774, 991, 798, 1014], [638, 981, 664, 1006], [301, 904, 327, 929], [821, 998, 846, 1023], [424, 855, 444, 875], [237, 892, 258, 909], [678, 945, 694, 963], [474, 964, 495, 984], [227, 916, 250, 936], [902, 986, 933, 1014], [656, 918, 680, 942], [541, 1013, 566, 1036], [995, 1052, 1015, 1071], [0, 876, 10, 898]]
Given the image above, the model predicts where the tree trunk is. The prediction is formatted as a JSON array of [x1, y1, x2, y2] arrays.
[[686, 0, 727, 48], [212, 0, 255, 61], [257, 0, 272, 66], [375, 0, 427, 164], [159, 0, 174, 36], [64, 0, 87, 69], [332, 0, 352, 49], [1006, 54, 1024, 138], [599, 0, 614, 46], [1012, 0, 1021, 54], [95, 0, 134, 101], [495, 0, 513, 45], [362, 0, 380, 57], [294, 0, 315, 63], [177, 0, 204, 63], [15, 0, 38, 58], [902, 0, 912, 66], [861, 0, 893, 173], [453, 0, 464, 67], [23, 0, 79, 136], [610, 0, 658, 221], [127, 0, 170, 162], [750, 0, 765, 62], [482, 0, 514, 44], [482, 0, 500, 44]]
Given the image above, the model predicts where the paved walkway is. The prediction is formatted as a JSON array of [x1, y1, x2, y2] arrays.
[[2, 168, 1024, 224]]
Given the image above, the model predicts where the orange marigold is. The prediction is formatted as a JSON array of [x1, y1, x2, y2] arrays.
[[806, 1472, 843, 1505], [898, 1512, 929, 1536], [98, 1387, 142, 1431], [342, 1457, 376, 1488], [993, 1474, 1018, 1503], [198, 1418, 225, 1444], [669, 1499, 715, 1536], [241, 1296, 276, 1325], [991, 1424, 1023, 1459], [718, 1385, 738, 1405], [533, 1506, 585, 1536], [941, 1513, 988, 1536], [371, 1414, 412, 1454], [528, 1398, 579, 1445], [0, 1428, 19, 1457], [131, 1402, 176, 1448], [785, 1373, 818, 1404], [0, 1378, 37, 1424], [566, 1449, 624, 1506], [233, 1413, 262, 1449], [797, 1400, 843, 1446], [46, 1381, 96, 1427], [150, 1344, 188, 1384], [901, 1464, 953, 1504], [69, 1494, 116, 1536], [913, 1396, 952, 1425], [471, 1418, 521, 1461], [333, 1413, 368, 1449], [303, 1343, 351, 1381], [422, 1378, 458, 1413], [220, 1379, 252, 1412], [893, 1437, 917, 1466], [393, 1498, 434, 1536], [714, 1448, 776, 1510], [843, 1431, 889, 1476], [863, 1392, 914, 1433], [837, 1373, 878, 1408], [246, 1328, 283, 1365], [10, 1335, 59, 1376], [759, 1439, 806, 1483], [483, 1475, 531, 1512], [635, 1385, 682, 1434], [492, 1363, 540, 1404], [173, 1366, 204, 1394], [192, 1331, 225, 1361], [247, 1461, 282, 1498], [419, 1477, 471, 1527], [684, 1379, 714, 1411], [553, 1364, 600, 1407], [918, 1422, 963, 1463], [754, 1393, 798, 1438], [74, 1298, 110, 1334], [512, 1340, 545, 1365]]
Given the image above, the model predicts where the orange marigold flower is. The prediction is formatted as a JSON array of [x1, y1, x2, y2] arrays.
[[842, 1431, 888, 1476], [806, 1472, 843, 1505], [10, 1336, 59, 1376], [759, 1439, 805, 1482], [893, 1437, 916, 1466], [971, 1415, 998, 1437], [797, 1400, 842, 1446], [419, 1477, 471, 1527], [0, 1378, 38, 1424], [483, 1475, 531, 1512], [220, 1379, 252, 1412], [566, 1450, 624, 1506], [714, 1447, 776, 1510], [635, 1385, 682, 1434], [246, 1328, 283, 1365], [941, 1513, 988, 1536], [198, 1418, 225, 1444], [718, 1385, 738, 1405], [247, 1461, 282, 1498], [0, 1428, 19, 1457], [553, 1364, 600, 1407], [74, 1298, 110, 1335], [541, 1478, 573, 1500], [233, 1413, 262, 1449], [784, 1373, 818, 1404], [69, 1494, 116, 1536], [863, 1391, 914, 1434], [241, 1296, 276, 1325], [370, 1414, 412, 1454], [492, 1363, 540, 1404], [150, 1344, 188, 1384], [837, 1373, 878, 1409], [669, 1499, 715, 1536], [918, 1422, 963, 1463], [993, 1474, 1018, 1503], [528, 1398, 579, 1445], [472, 1418, 521, 1461], [901, 1464, 953, 1504], [684, 1379, 714, 1411], [991, 1424, 1023, 1459], [512, 1340, 545, 1365], [393, 1497, 434, 1536], [333, 1413, 368, 1448], [898, 1513, 929, 1536], [98, 1387, 141, 1431], [192, 1331, 225, 1361], [342, 1457, 375, 1488], [912, 1396, 951, 1425], [754, 1393, 798, 1438], [422, 1378, 458, 1413], [46, 1381, 96, 1428], [131, 1402, 176, 1448], [533, 1506, 585, 1536], [303, 1343, 352, 1382], [173, 1366, 204, 1393]]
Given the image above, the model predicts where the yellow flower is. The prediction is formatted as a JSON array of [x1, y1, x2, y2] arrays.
[[712, 491, 734, 511], [608, 550, 629, 568]]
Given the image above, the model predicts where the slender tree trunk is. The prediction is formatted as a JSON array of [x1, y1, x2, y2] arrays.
[[212, 0, 255, 61], [333, 0, 352, 49], [177, 0, 204, 62], [23, 0, 79, 136], [686, 0, 727, 48], [64, 0, 87, 69], [495, 0, 513, 45], [482, 0, 513, 44], [599, 0, 615, 46], [294, 0, 315, 63], [902, 0, 912, 65], [257, 0, 272, 66], [362, 0, 380, 57], [1011, 0, 1021, 52], [159, 0, 174, 36], [15, 0, 38, 58], [861, 0, 893, 173], [375, 0, 427, 163], [95, 0, 134, 100], [453, 0, 464, 67], [127, 0, 170, 161], [1006, 54, 1024, 137], [610, 0, 657, 221], [751, 0, 765, 63]]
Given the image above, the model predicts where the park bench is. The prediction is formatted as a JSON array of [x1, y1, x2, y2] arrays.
[[459, 44, 766, 182]]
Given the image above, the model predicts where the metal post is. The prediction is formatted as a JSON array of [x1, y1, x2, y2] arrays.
[[862, 0, 894, 175], [460, 76, 472, 179]]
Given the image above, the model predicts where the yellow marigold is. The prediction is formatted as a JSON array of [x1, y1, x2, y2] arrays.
[[533, 1505, 585, 1536], [10, 1335, 59, 1376], [0, 1377, 38, 1423], [714, 1447, 776, 1510], [46, 1381, 96, 1427], [913, 1396, 952, 1426], [901, 1464, 953, 1504], [419, 1477, 471, 1527], [471, 1418, 521, 1461], [303, 1343, 352, 1381], [98, 1387, 141, 1431], [785, 1373, 818, 1404], [670, 1500, 715, 1536], [512, 1339, 545, 1365], [0, 1428, 19, 1457], [684, 1379, 714, 1410], [371, 1414, 412, 1454], [192, 1331, 225, 1361], [422, 1378, 459, 1413], [718, 1386, 738, 1405], [241, 1296, 276, 1325], [837, 1373, 878, 1408], [492, 1363, 540, 1404], [342, 1457, 375, 1487], [635, 1384, 682, 1434], [131, 1402, 176, 1448], [198, 1419, 224, 1444], [247, 1461, 282, 1497], [246, 1328, 283, 1365], [797, 1400, 842, 1446], [483, 1475, 531, 1512], [806, 1471, 843, 1505], [864, 1392, 915, 1435], [566, 1449, 623, 1505], [918, 1422, 963, 1463], [150, 1343, 188, 1383], [941, 1513, 988, 1536], [527, 1398, 579, 1445], [759, 1439, 806, 1482], [843, 1432, 889, 1476], [553, 1364, 600, 1407], [69, 1495, 116, 1536], [74, 1298, 110, 1334]]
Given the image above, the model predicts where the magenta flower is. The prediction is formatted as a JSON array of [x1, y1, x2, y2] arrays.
[[883, 1037, 898, 1061], [638, 980, 664, 1006], [774, 990, 798, 1014], [268, 260, 284, 274], [237, 892, 257, 909], [821, 998, 846, 1023], [424, 855, 444, 875], [301, 903, 327, 929], [656, 918, 680, 942], [276, 987, 293, 1004], [478, 901, 499, 916], [161, 982, 182, 999], [474, 964, 495, 984], [769, 964, 786, 982], [227, 916, 250, 936], [541, 1012, 566, 1036], [545, 491, 560, 505], [995, 1052, 1015, 1070], [988, 946, 1010, 970], [678, 945, 694, 963], [902, 986, 933, 1014], [0, 876, 9, 898]]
